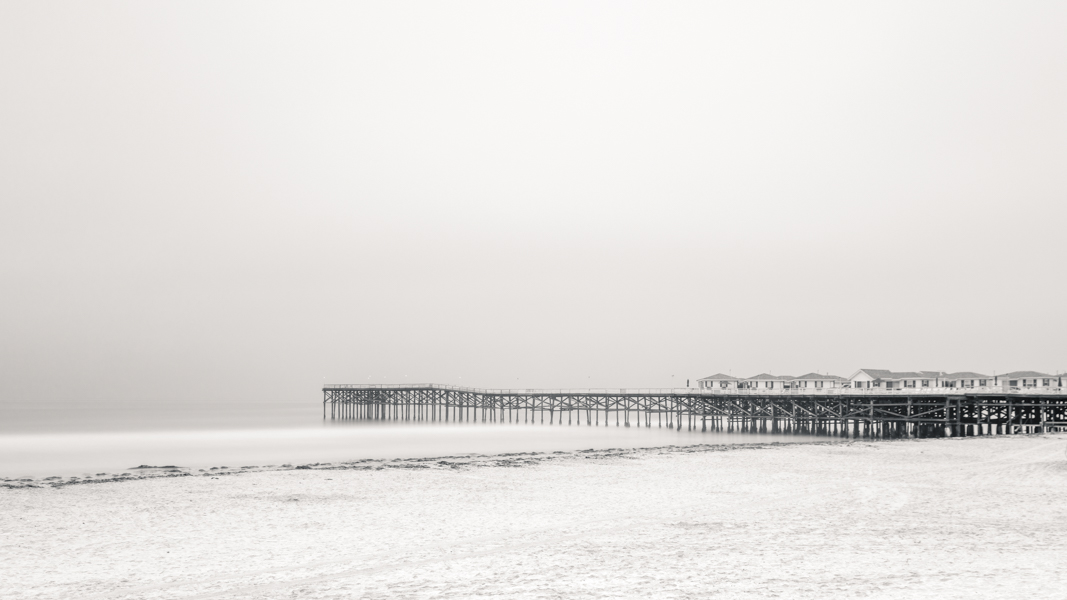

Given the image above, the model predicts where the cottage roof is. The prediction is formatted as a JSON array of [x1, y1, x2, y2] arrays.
[[697, 373, 738, 381], [793, 372, 847, 381], [852, 369, 894, 379], [852, 369, 943, 380], [941, 371, 990, 379], [999, 371, 1052, 378], [746, 373, 792, 380]]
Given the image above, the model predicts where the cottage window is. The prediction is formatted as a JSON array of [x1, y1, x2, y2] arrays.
[[767, 381, 774, 389], [816, 380, 823, 388], [922, 380, 929, 387], [979, 380, 987, 386], [1043, 379, 1050, 386], [1009, 380, 1018, 387]]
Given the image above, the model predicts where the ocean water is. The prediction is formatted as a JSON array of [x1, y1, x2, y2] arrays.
[[0, 401, 317, 434], [0, 402, 821, 478]]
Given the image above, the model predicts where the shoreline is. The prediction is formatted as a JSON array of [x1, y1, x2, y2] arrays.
[[1, 439, 827, 489], [3, 432, 1057, 490], [0, 424, 817, 481]]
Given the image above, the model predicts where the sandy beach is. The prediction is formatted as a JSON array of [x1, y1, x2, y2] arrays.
[[3, 434, 1065, 599]]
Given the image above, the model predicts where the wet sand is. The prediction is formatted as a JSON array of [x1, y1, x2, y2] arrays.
[[2, 434, 1065, 599]]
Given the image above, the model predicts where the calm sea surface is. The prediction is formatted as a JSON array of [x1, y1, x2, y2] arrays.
[[0, 401, 821, 478]]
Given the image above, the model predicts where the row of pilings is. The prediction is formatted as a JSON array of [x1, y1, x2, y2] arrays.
[[326, 392, 1066, 439]]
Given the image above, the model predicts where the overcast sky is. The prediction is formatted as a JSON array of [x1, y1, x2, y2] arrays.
[[2, 1, 1065, 412]]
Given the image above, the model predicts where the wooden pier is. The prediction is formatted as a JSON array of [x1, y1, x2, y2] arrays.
[[322, 384, 1067, 438]]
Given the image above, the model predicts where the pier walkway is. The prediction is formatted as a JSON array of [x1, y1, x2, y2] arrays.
[[323, 384, 1067, 438]]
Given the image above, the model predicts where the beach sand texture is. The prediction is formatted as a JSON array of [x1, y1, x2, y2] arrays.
[[2, 434, 1065, 599]]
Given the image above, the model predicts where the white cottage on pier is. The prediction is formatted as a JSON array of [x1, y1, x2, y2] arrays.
[[997, 371, 1057, 389], [789, 373, 848, 390], [743, 373, 791, 390], [848, 369, 944, 390], [939, 372, 992, 388], [695, 373, 740, 390]]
